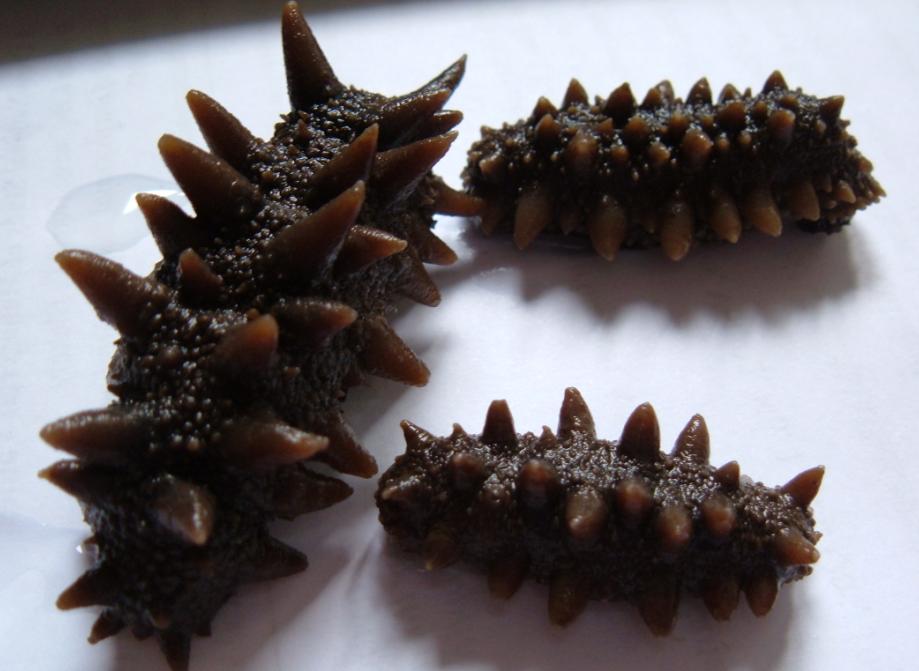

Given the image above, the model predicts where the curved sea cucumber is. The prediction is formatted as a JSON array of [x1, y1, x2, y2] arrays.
[[39, 3, 479, 669], [377, 388, 823, 633], [464, 73, 884, 260]]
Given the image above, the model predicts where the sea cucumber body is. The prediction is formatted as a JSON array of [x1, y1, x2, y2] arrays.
[[377, 389, 822, 632], [40, 4, 476, 668], [464, 74, 883, 260]]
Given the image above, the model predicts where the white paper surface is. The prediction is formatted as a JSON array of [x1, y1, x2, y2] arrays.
[[2, 0, 918, 669]]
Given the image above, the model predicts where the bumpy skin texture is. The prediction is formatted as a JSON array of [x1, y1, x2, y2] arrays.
[[464, 72, 884, 260], [39, 4, 479, 669], [377, 389, 823, 633]]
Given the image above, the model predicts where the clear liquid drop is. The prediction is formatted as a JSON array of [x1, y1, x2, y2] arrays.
[[47, 175, 190, 254]]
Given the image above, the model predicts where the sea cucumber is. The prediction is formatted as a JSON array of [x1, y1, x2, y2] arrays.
[[39, 3, 478, 669], [377, 388, 822, 633], [463, 73, 884, 260]]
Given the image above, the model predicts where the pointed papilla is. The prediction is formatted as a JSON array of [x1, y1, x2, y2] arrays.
[[360, 316, 429, 386], [587, 195, 627, 261], [548, 571, 589, 626], [157, 630, 191, 671], [272, 466, 353, 519], [306, 124, 378, 208], [518, 459, 560, 508], [56, 250, 169, 338], [488, 554, 529, 599], [415, 227, 460, 266], [186, 90, 256, 171], [57, 565, 119, 610], [604, 82, 635, 123], [248, 536, 309, 582], [212, 315, 279, 376], [88, 609, 124, 644], [615, 477, 653, 527], [371, 132, 457, 203], [273, 297, 357, 348], [773, 528, 820, 566], [151, 475, 216, 546], [313, 412, 378, 477], [480, 399, 517, 447], [377, 89, 452, 147], [433, 181, 484, 218], [513, 183, 552, 250], [264, 181, 365, 282], [619, 403, 660, 462], [423, 524, 460, 571], [449, 452, 487, 491], [222, 417, 328, 469], [158, 134, 260, 223], [562, 78, 589, 107], [399, 252, 441, 307], [655, 504, 693, 554], [40, 408, 147, 464], [687, 77, 712, 104], [557, 387, 596, 439], [672, 414, 710, 462], [136, 193, 206, 259], [781, 465, 824, 508], [565, 487, 608, 542], [745, 568, 778, 616], [401, 419, 436, 453], [703, 574, 740, 621], [282, 1, 341, 109], [762, 70, 788, 93], [335, 225, 407, 275], [638, 571, 679, 636], [40, 460, 121, 505], [714, 460, 741, 491], [700, 492, 736, 539], [177, 249, 223, 304]]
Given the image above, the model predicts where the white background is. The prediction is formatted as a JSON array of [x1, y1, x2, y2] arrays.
[[2, 1, 918, 669]]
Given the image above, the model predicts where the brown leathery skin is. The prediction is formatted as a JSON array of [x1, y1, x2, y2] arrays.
[[39, 3, 477, 669], [464, 73, 884, 260], [377, 388, 822, 634]]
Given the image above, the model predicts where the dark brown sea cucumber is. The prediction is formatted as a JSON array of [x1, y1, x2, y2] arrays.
[[377, 388, 822, 633], [464, 73, 884, 260], [39, 4, 479, 669]]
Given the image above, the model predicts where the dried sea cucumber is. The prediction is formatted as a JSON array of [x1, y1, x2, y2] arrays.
[[377, 388, 823, 633], [464, 72, 884, 260], [38, 3, 479, 669]]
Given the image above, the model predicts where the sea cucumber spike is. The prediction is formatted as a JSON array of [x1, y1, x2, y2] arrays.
[[781, 466, 825, 509], [264, 182, 365, 280], [271, 468, 352, 519], [399, 252, 442, 306], [655, 504, 693, 553], [660, 199, 694, 261], [376, 89, 452, 146], [766, 108, 796, 147], [449, 423, 469, 440], [212, 315, 280, 375], [623, 114, 652, 145], [614, 476, 653, 528], [532, 96, 558, 119], [414, 225, 460, 265], [565, 487, 608, 542], [488, 555, 529, 599], [679, 128, 714, 170], [449, 452, 487, 491], [185, 90, 257, 172], [586, 194, 627, 261], [423, 524, 460, 570], [416, 54, 467, 98], [718, 82, 741, 102], [335, 226, 408, 275], [371, 131, 458, 202], [708, 185, 743, 243], [742, 184, 783, 237], [39, 461, 122, 504], [359, 317, 429, 385], [414, 109, 464, 140], [702, 574, 740, 621], [820, 95, 845, 122], [672, 413, 710, 462], [562, 78, 589, 107], [715, 100, 747, 131], [641, 80, 673, 109], [666, 109, 690, 141], [773, 528, 820, 566], [247, 537, 309, 583], [88, 610, 124, 644], [745, 569, 779, 616], [481, 399, 517, 447], [281, 1, 341, 109], [56, 566, 119, 610], [535, 113, 563, 149], [177, 249, 223, 304], [158, 630, 191, 671], [518, 458, 561, 508], [272, 298, 357, 346], [834, 180, 856, 204], [314, 413, 378, 477], [55, 250, 169, 337], [557, 387, 595, 439], [513, 184, 553, 249], [548, 571, 589, 626], [604, 82, 636, 122], [151, 476, 216, 546], [619, 403, 660, 462], [40, 408, 147, 463], [157, 134, 260, 223], [785, 179, 821, 221], [559, 204, 581, 236], [714, 461, 741, 491], [646, 140, 671, 168], [135, 193, 205, 259], [401, 419, 436, 453], [564, 129, 599, 178], [762, 70, 788, 93], [221, 418, 329, 469], [700, 492, 737, 538], [687, 77, 712, 105], [637, 570, 679, 636], [432, 181, 484, 219], [305, 124, 378, 208]]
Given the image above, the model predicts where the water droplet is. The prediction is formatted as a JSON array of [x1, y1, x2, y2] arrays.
[[47, 175, 189, 254]]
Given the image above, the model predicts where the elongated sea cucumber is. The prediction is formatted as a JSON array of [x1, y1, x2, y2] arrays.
[[464, 73, 884, 260], [39, 3, 479, 669], [377, 388, 823, 633]]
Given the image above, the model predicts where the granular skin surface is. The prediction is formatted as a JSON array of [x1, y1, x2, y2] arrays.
[[39, 3, 478, 669], [464, 73, 884, 260], [377, 389, 823, 633]]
